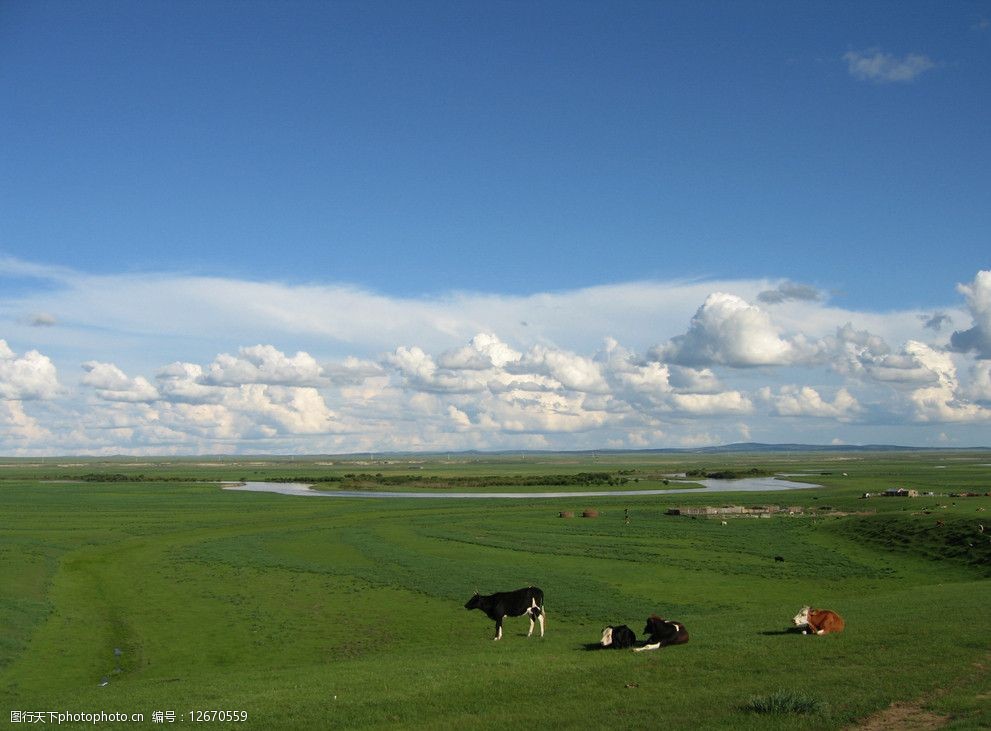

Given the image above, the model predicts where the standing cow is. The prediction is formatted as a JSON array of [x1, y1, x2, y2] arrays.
[[792, 606, 844, 635], [633, 615, 689, 652], [464, 586, 545, 640]]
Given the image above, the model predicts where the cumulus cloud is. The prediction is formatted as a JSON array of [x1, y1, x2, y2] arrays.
[[969, 362, 991, 404], [0, 340, 60, 400], [0, 400, 52, 443], [155, 362, 222, 404], [652, 293, 800, 367], [761, 385, 860, 419], [950, 270, 991, 358], [437, 333, 522, 370], [5, 262, 991, 454], [82, 361, 159, 402], [669, 391, 753, 415], [518, 345, 610, 393], [76, 347, 341, 441], [598, 339, 674, 396], [201, 345, 324, 386], [323, 356, 385, 385], [902, 341, 990, 422], [668, 366, 722, 394], [843, 49, 935, 83], [386, 345, 489, 393]]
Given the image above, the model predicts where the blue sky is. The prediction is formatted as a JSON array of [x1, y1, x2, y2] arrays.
[[1, 1, 990, 454]]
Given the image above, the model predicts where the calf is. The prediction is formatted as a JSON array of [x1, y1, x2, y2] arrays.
[[633, 615, 689, 652], [464, 586, 544, 640], [599, 625, 637, 649], [792, 606, 844, 635]]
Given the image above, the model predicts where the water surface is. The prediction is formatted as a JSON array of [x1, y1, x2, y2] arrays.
[[223, 476, 822, 499]]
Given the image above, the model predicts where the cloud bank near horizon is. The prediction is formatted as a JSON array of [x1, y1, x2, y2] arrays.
[[1, 260, 990, 455]]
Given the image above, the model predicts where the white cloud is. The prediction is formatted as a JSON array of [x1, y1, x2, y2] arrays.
[[950, 270, 991, 358], [0, 400, 52, 444], [903, 342, 990, 423], [669, 391, 753, 415], [3, 261, 991, 454], [81, 361, 159, 402], [387, 345, 488, 393], [323, 356, 385, 385], [668, 365, 722, 394], [437, 333, 522, 370], [0, 340, 60, 400], [202, 345, 324, 386], [969, 361, 991, 404], [843, 49, 935, 83], [827, 324, 952, 387], [594, 339, 672, 400], [653, 293, 800, 367], [156, 362, 222, 404], [520, 345, 610, 393], [761, 385, 860, 419]]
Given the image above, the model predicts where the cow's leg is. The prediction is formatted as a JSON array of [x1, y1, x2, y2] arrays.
[[494, 616, 504, 641], [633, 642, 661, 652], [526, 601, 544, 637]]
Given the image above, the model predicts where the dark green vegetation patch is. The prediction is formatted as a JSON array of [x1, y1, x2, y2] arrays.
[[746, 689, 828, 715]]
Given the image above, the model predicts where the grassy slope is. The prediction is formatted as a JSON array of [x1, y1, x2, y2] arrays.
[[1, 453, 989, 729]]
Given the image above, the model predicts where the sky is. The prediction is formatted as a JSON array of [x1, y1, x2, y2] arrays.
[[1, 1, 990, 455]]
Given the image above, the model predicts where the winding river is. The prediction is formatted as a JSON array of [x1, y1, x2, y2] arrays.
[[223, 475, 822, 499]]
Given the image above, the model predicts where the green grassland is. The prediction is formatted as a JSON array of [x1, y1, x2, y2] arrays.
[[1, 452, 989, 729]]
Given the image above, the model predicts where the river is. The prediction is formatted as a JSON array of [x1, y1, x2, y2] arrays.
[[223, 475, 822, 499]]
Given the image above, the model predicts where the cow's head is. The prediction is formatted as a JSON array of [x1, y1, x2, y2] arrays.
[[464, 593, 481, 610], [792, 606, 811, 626], [644, 615, 664, 635], [600, 626, 614, 647]]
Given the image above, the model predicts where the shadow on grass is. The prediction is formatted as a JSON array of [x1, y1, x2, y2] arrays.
[[759, 627, 807, 636]]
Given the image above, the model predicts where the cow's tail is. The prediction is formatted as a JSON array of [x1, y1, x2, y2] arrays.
[[530, 599, 545, 628]]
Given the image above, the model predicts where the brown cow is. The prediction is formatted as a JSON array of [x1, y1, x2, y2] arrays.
[[792, 606, 844, 635]]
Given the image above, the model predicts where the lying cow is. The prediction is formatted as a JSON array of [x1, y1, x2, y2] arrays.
[[792, 606, 844, 635], [465, 586, 544, 640], [599, 625, 637, 649], [633, 615, 689, 652]]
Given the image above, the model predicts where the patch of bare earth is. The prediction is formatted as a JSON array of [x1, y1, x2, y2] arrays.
[[852, 651, 989, 730], [849, 701, 949, 730]]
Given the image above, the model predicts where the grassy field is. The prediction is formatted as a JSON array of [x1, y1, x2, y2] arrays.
[[1, 452, 989, 729]]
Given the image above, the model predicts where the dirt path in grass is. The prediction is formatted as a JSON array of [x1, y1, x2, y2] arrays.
[[849, 651, 989, 730], [849, 702, 949, 730]]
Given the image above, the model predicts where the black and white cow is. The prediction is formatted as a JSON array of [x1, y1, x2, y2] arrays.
[[464, 586, 545, 640], [633, 615, 689, 652], [599, 625, 637, 649]]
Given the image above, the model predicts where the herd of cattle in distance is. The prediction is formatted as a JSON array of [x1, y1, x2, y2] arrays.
[[464, 586, 845, 650]]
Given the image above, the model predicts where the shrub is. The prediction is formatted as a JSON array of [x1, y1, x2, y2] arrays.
[[746, 689, 826, 715]]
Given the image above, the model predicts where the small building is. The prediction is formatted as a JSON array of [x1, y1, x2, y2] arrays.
[[883, 488, 918, 497]]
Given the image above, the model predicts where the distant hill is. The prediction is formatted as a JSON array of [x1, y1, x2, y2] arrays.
[[386, 443, 991, 457]]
